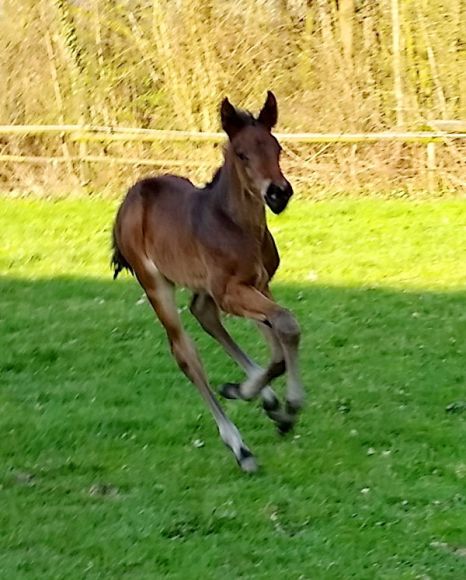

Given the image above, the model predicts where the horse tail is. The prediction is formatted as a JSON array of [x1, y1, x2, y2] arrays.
[[111, 225, 133, 280]]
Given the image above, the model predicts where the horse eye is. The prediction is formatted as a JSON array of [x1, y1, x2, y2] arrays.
[[236, 151, 249, 162]]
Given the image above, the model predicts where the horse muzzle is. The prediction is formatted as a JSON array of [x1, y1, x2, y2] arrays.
[[265, 182, 293, 214]]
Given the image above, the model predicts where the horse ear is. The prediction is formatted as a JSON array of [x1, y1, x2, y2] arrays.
[[220, 98, 245, 139], [257, 91, 278, 131]]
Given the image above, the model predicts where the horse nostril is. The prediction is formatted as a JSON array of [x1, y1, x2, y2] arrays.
[[281, 182, 293, 198]]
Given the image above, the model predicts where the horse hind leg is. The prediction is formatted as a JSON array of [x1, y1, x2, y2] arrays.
[[134, 263, 257, 473]]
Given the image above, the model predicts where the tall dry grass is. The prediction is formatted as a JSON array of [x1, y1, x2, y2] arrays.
[[1, 0, 465, 194]]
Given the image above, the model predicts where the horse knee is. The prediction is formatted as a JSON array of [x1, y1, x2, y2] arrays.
[[271, 309, 300, 347]]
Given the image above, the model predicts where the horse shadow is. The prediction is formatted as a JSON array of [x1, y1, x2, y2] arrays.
[[2, 275, 464, 427]]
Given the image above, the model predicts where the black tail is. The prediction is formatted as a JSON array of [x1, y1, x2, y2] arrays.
[[111, 228, 133, 280]]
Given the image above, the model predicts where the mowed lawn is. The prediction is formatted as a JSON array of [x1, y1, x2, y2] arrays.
[[0, 196, 465, 579]]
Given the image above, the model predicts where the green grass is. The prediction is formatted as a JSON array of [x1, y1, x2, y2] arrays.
[[0, 197, 465, 579]]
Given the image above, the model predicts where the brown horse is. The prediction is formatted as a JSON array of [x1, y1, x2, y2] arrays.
[[112, 92, 304, 472]]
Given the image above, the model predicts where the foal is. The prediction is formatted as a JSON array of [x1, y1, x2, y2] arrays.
[[112, 92, 304, 472]]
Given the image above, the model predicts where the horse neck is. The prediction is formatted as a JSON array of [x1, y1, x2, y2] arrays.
[[213, 155, 266, 238]]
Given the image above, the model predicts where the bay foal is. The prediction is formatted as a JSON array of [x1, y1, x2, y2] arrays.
[[112, 92, 304, 472]]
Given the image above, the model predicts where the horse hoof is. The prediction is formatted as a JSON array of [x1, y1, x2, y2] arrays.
[[219, 383, 242, 400], [240, 456, 258, 473], [238, 448, 258, 473]]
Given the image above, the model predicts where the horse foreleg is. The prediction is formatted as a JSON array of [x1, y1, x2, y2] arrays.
[[218, 284, 305, 434], [190, 293, 287, 427]]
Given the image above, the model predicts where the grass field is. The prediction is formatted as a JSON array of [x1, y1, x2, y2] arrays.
[[1, 196, 465, 579]]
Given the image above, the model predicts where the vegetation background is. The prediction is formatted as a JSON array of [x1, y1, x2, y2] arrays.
[[1, 0, 465, 194]]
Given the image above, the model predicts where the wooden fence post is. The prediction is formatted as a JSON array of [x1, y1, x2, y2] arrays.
[[426, 141, 437, 191]]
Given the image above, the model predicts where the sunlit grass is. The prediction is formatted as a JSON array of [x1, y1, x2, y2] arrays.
[[2, 198, 464, 290]]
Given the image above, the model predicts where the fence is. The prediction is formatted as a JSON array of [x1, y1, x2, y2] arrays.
[[1, 125, 465, 194]]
